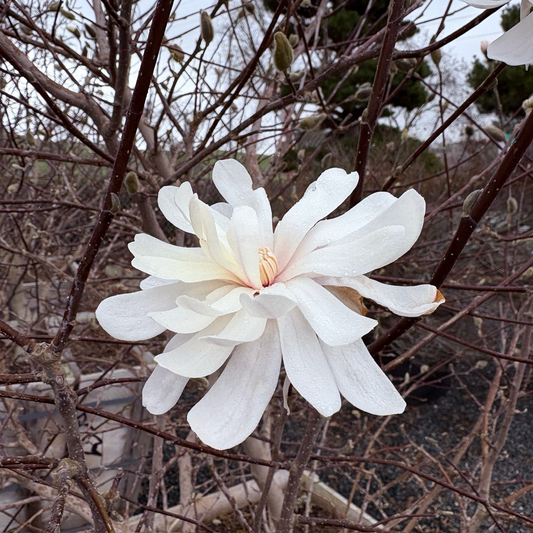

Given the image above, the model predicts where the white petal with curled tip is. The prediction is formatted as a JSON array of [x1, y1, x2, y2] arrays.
[[286, 277, 377, 346], [334, 189, 425, 250], [226, 206, 262, 289], [200, 309, 267, 346], [292, 192, 396, 262], [187, 320, 281, 450], [317, 276, 444, 317], [212, 159, 273, 248], [189, 196, 244, 278], [155, 316, 235, 378], [142, 364, 189, 415], [240, 283, 297, 318], [158, 183, 194, 234], [274, 168, 359, 271], [278, 308, 341, 417], [321, 339, 406, 415], [487, 15, 533, 66], [280, 225, 406, 281], [96, 283, 181, 341], [460, 0, 510, 7]]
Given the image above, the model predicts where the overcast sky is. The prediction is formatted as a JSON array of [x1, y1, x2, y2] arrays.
[[407, 0, 517, 63]]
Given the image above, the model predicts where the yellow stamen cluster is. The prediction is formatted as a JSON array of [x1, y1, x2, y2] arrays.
[[258, 247, 278, 287]]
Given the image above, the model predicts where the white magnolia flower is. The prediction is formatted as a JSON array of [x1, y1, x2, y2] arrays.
[[96, 160, 444, 450], [462, 0, 533, 66]]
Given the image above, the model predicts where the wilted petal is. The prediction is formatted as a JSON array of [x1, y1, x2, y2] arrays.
[[318, 276, 445, 317], [281, 225, 406, 280], [293, 191, 396, 261], [278, 308, 341, 417], [274, 168, 359, 271], [322, 339, 406, 416], [226, 206, 262, 289], [200, 309, 267, 346], [155, 316, 235, 378], [158, 183, 195, 234], [212, 159, 273, 247], [286, 277, 377, 346], [188, 320, 281, 450], [142, 364, 189, 415], [487, 15, 533, 66], [240, 283, 297, 318], [96, 283, 181, 341]]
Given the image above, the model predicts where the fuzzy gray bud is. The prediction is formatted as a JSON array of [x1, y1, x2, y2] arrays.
[[484, 124, 506, 142], [298, 113, 327, 130], [354, 82, 372, 101], [84, 23, 97, 38], [110, 193, 121, 215], [200, 10, 214, 46], [273, 32, 293, 72], [124, 172, 139, 195], [430, 48, 442, 66], [462, 189, 482, 217], [60, 8, 76, 19]]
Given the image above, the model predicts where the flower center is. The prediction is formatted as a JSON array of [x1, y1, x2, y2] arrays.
[[258, 247, 278, 287]]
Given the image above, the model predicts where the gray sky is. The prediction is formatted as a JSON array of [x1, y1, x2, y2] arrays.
[[407, 0, 518, 63]]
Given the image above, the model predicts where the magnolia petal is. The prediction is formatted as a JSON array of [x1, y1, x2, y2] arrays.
[[278, 308, 341, 417], [337, 189, 425, 250], [226, 206, 262, 289], [132, 256, 238, 283], [212, 160, 273, 248], [158, 183, 194, 234], [240, 283, 297, 318], [129, 233, 208, 262], [149, 306, 216, 334], [281, 225, 406, 281], [460, 0, 511, 7], [274, 168, 359, 271], [286, 277, 377, 346], [142, 364, 189, 415], [487, 15, 533, 66], [293, 192, 397, 261], [321, 339, 406, 416], [96, 284, 181, 341], [139, 276, 180, 290], [201, 309, 267, 346], [189, 196, 244, 278], [155, 316, 235, 378], [318, 276, 445, 317], [188, 320, 281, 450], [177, 285, 254, 317]]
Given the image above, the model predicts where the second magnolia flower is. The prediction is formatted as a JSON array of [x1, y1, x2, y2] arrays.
[[96, 160, 444, 450]]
